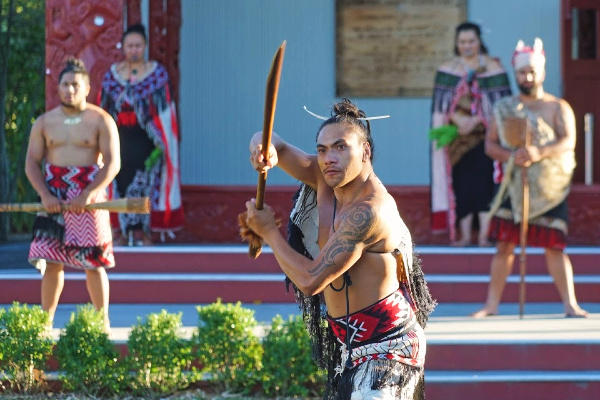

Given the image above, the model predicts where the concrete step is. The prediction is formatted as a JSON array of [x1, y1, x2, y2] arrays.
[[1, 269, 598, 304], [424, 306, 600, 399], [426, 274, 600, 303], [2, 244, 599, 304], [4, 243, 600, 274], [425, 372, 600, 400], [418, 246, 600, 275], [3, 244, 599, 399], [0, 270, 293, 303], [103, 245, 600, 274]]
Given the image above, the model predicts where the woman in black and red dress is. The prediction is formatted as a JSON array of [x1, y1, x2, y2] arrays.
[[99, 23, 183, 246]]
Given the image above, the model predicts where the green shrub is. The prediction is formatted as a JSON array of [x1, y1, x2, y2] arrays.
[[261, 314, 326, 397], [127, 310, 195, 396], [0, 302, 52, 394], [194, 300, 263, 394], [54, 304, 126, 397]]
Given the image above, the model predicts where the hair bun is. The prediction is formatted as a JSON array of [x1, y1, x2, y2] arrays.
[[65, 57, 85, 70], [123, 23, 147, 41], [332, 98, 366, 119]]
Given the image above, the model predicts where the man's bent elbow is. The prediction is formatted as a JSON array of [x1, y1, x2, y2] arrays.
[[113, 159, 121, 175], [295, 279, 325, 297], [297, 286, 321, 297], [105, 158, 121, 179], [24, 159, 39, 180]]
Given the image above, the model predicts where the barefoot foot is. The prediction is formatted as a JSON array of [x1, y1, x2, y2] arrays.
[[565, 305, 589, 318], [478, 238, 493, 247], [142, 234, 153, 246], [104, 319, 112, 335], [451, 238, 471, 247], [471, 307, 498, 319]]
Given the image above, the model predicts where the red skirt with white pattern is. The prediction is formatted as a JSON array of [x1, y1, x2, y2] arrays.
[[28, 163, 115, 270]]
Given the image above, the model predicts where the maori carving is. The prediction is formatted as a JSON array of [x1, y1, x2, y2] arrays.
[[148, 0, 181, 107], [126, 0, 141, 26], [46, 0, 181, 110], [45, 0, 124, 109], [177, 186, 597, 245]]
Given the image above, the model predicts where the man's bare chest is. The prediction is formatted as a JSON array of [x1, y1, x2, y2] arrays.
[[44, 122, 98, 149], [524, 102, 557, 129]]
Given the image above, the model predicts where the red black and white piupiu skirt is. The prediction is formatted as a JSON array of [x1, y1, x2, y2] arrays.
[[327, 289, 425, 370], [28, 163, 115, 271], [488, 198, 569, 251], [326, 289, 425, 399]]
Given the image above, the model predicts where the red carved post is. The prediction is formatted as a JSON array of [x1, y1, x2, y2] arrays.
[[46, 0, 180, 110], [126, 0, 142, 26], [45, 0, 124, 109], [148, 0, 181, 107]]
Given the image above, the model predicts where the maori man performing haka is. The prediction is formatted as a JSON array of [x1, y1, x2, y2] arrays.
[[243, 99, 435, 399], [25, 58, 121, 331], [472, 39, 588, 318]]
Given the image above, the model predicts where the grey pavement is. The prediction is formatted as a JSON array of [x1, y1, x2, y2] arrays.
[[2, 301, 598, 344], [44, 302, 301, 328], [426, 303, 600, 344]]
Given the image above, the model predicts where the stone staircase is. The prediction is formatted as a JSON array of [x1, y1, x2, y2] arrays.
[[1, 243, 599, 399]]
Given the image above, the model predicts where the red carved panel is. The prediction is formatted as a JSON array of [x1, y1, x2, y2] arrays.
[[46, 1, 181, 110], [148, 0, 181, 107], [567, 185, 600, 245], [175, 186, 449, 245], [45, 0, 124, 109], [176, 186, 297, 244], [126, 0, 141, 26], [176, 185, 600, 246]]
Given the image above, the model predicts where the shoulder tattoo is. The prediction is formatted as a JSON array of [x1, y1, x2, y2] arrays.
[[308, 203, 376, 277]]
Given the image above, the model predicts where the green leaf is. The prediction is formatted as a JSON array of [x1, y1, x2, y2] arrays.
[[429, 124, 459, 149]]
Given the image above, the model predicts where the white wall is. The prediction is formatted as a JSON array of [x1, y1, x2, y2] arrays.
[[179, 0, 561, 186]]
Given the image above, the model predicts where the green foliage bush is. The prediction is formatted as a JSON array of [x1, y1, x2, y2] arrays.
[[261, 314, 325, 397], [54, 304, 126, 397], [0, 300, 325, 398], [194, 300, 263, 394], [0, 302, 53, 394], [0, 0, 46, 238], [127, 310, 195, 396]]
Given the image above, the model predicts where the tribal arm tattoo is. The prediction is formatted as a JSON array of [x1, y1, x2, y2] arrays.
[[308, 202, 377, 277]]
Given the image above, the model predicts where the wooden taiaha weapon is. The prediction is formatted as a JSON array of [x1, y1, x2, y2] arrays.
[[519, 119, 531, 319], [249, 40, 286, 259], [0, 197, 151, 214]]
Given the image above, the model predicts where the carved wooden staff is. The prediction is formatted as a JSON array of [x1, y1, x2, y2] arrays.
[[519, 119, 531, 319], [0, 197, 151, 214], [249, 40, 286, 259]]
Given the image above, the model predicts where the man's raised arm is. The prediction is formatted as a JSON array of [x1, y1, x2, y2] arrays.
[[249, 131, 320, 189]]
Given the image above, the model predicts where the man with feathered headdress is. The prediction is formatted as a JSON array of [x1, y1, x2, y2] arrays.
[[472, 38, 588, 318]]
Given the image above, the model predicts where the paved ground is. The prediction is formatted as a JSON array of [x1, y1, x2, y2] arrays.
[[426, 304, 600, 344], [0, 301, 596, 344]]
